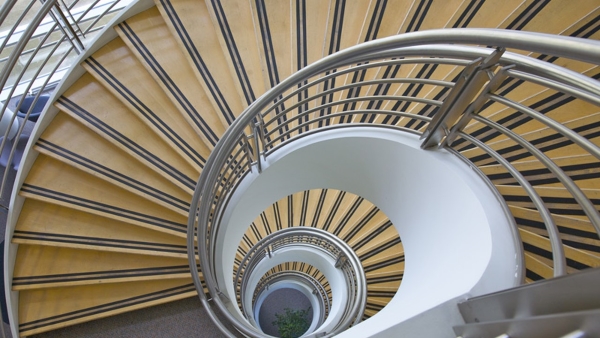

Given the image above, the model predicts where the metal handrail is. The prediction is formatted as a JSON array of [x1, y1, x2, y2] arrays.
[[0, 0, 126, 207], [188, 29, 600, 337], [234, 227, 366, 336], [252, 271, 331, 330]]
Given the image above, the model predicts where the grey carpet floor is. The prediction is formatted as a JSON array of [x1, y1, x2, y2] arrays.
[[29, 297, 225, 338]]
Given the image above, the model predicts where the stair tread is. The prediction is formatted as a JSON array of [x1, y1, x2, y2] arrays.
[[461, 68, 600, 164], [205, 0, 266, 103], [56, 73, 199, 191], [18, 279, 196, 336], [13, 199, 187, 255], [480, 154, 600, 190], [22, 155, 188, 236], [37, 112, 191, 213], [84, 37, 211, 168], [461, 112, 600, 162], [13, 245, 190, 290], [520, 228, 600, 268], [499, 185, 600, 218], [155, 0, 245, 124], [525, 251, 554, 279], [116, 7, 225, 147]]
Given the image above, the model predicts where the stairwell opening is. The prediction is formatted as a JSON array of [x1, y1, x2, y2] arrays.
[[215, 126, 520, 336]]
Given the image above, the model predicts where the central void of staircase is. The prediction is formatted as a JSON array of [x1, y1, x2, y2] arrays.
[[216, 127, 520, 336]]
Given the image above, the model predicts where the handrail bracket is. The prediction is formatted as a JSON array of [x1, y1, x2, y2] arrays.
[[421, 47, 505, 149]]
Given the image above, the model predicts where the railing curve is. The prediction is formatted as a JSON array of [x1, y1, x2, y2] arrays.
[[188, 28, 600, 337], [0, 0, 128, 207], [234, 227, 365, 337]]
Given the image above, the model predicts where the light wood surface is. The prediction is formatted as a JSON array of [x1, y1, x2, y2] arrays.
[[22, 154, 189, 236], [84, 37, 211, 168], [155, 0, 246, 124], [18, 279, 196, 337], [115, 7, 226, 145], [13, 245, 190, 290], [56, 73, 199, 191], [13, 199, 187, 255], [9, 0, 600, 335], [37, 112, 191, 213]]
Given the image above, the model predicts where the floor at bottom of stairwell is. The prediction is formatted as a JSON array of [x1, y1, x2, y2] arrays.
[[29, 297, 224, 338]]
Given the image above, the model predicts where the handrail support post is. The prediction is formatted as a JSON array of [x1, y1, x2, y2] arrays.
[[253, 119, 266, 173], [443, 64, 514, 147], [421, 47, 505, 149], [40, 0, 85, 54], [335, 253, 347, 268]]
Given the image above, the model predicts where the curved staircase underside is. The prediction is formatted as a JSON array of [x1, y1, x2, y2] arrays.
[[4, 0, 599, 336]]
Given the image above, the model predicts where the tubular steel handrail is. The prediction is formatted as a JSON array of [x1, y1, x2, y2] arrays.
[[0, 0, 127, 208], [252, 271, 331, 330], [188, 29, 600, 337], [234, 227, 365, 337]]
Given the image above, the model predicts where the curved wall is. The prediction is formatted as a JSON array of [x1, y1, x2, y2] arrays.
[[243, 247, 347, 333], [216, 127, 519, 335]]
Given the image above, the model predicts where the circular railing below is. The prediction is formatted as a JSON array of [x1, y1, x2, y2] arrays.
[[187, 29, 600, 337], [235, 227, 366, 337]]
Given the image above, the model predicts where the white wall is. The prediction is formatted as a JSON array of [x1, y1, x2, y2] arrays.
[[215, 127, 518, 337]]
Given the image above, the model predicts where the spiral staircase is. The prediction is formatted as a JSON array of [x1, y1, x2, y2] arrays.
[[1, 0, 600, 337]]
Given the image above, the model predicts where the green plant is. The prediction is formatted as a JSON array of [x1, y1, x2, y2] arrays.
[[272, 307, 311, 338]]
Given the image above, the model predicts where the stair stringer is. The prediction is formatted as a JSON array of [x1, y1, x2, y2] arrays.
[[2, 1, 160, 336]]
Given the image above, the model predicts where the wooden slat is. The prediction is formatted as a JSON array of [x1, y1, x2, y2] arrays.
[[13, 200, 187, 256], [83, 37, 211, 168], [115, 7, 226, 146], [13, 245, 190, 290], [56, 73, 199, 191], [21, 155, 188, 237], [18, 279, 196, 336]]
